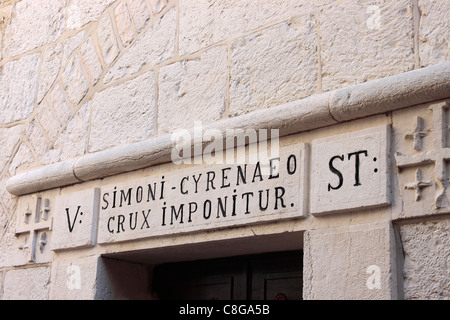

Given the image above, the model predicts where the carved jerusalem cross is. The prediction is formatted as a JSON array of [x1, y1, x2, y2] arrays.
[[16, 196, 52, 262], [396, 101, 450, 208]]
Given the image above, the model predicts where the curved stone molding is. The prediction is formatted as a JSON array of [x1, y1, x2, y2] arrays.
[[6, 160, 80, 196], [6, 62, 450, 196], [329, 62, 450, 122]]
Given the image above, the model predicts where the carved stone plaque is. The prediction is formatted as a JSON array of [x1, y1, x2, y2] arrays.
[[310, 125, 391, 215], [52, 189, 100, 250]]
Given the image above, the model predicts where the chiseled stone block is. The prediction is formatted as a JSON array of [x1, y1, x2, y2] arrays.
[[89, 71, 155, 152], [49, 255, 100, 300], [37, 44, 62, 103], [319, 0, 415, 91], [8, 0, 64, 57], [0, 125, 24, 174], [311, 125, 391, 215], [158, 46, 227, 134], [45, 102, 90, 165], [104, 8, 176, 84], [304, 222, 397, 300], [97, 15, 120, 66], [80, 37, 103, 85], [230, 18, 317, 116], [52, 189, 100, 250], [0, 53, 40, 124], [126, 0, 151, 33], [114, 1, 135, 47], [66, 0, 117, 30], [61, 30, 86, 66], [401, 219, 450, 299], [61, 54, 90, 105], [3, 267, 50, 300], [179, 0, 309, 56], [419, 0, 450, 66]]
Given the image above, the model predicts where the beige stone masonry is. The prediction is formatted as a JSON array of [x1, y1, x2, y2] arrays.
[[5, 62, 450, 196], [303, 221, 398, 299]]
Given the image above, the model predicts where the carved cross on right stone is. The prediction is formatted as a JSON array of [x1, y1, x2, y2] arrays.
[[396, 101, 450, 209]]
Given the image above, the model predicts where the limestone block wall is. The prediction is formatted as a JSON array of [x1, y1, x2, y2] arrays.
[[0, 0, 449, 299]]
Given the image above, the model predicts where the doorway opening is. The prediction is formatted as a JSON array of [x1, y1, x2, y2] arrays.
[[151, 250, 303, 300]]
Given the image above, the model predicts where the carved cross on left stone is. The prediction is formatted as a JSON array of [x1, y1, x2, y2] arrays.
[[405, 116, 427, 151], [16, 196, 52, 262]]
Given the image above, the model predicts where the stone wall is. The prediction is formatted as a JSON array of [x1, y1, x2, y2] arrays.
[[0, 0, 449, 300], [400, 219, 450, 299]]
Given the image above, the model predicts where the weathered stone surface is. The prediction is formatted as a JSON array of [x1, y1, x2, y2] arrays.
[[230, 19, 317, 116], [97, 15, 119, 66], [8, 0, 64, 56], [304, 222, 397, 300], [50, 256, 149, 299], [37, 101, 61, 144], [158, 46, 227, 134], [62, 30, 86, 66], [95, 257, 152, 299], [62, 54, 90, 105], [37, 44, 62, 103], [0, 269, 3, 299], [311, 125, 391, 215], [0, 173, 16, 218], [0, 5, 13, 59], [44, 103, 90, 165], [25, 120, 48, 159], [89, 71, 155, 152], [0, 125, 23, 174], [179, 0, 311, 55], [49, 255, 100, 299], [419, 0, 450, 67], [0, 53, 40, 124], [98, 143, 307, 244], [114, 0, 135, 47], [400, 219, 450, 299], [319, 0, 415, 91], [48, 84, 73, 129], [8, 143, 33, 176], [66, 0, 117, 30], [149, 0, 169, 15], [3, 267, 50, 299], [80, 37, 103, 85], [126, 0, 151, 33], [52, 189, 100, 250], [0, 214, 16, 268], [104, 8, 176, 84]]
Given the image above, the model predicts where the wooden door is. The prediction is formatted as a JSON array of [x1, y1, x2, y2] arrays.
[[250, 251, 303, 300], [152, 250, 302, 300]]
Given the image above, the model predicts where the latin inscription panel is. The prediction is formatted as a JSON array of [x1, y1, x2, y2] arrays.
[[98, 143, 308, 244], [310, 125, 391, 215]]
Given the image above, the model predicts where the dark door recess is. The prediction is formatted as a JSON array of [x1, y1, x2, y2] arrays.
[[152, 250, 302, 300]]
